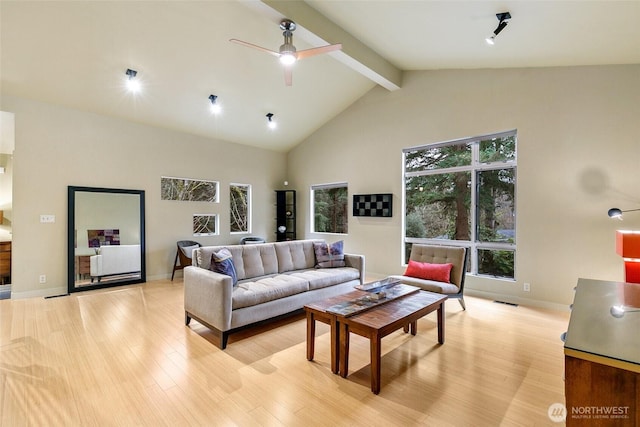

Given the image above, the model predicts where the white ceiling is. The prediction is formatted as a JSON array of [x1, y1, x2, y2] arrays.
[[1, 1, 638, 152]]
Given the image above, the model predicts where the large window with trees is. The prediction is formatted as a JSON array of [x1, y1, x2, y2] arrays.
[[230, 183, 250, 233], [403, 130, 517, 279], [312, 183, 348, 234]]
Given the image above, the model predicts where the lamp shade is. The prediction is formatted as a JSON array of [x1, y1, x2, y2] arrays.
[[616, 230, 640, 258]]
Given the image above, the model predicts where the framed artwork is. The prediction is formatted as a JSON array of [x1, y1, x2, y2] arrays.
[[161, 176, 219, 202], [193, 214, 218, 236], [87, 229, 120, 247], [353, 193, 393, 217]]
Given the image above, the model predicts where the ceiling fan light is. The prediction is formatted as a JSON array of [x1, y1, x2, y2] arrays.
[[485, 35, 496, 45], [279, 52, 296, 65]]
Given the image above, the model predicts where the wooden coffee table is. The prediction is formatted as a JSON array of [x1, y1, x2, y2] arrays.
[[304, 286, 447, 394], [338, 290, 446, 394]]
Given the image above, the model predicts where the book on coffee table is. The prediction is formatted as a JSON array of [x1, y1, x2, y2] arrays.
[[354, 277, 401, 293], [326, 283, 419, 317]]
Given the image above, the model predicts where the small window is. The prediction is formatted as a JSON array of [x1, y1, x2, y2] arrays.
[[193, 214, 218, 236], [230, 184, 251, 233], [312, 183, 348, 234]]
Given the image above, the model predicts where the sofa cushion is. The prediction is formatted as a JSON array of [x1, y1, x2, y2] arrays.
[[275, 240, 317, 273], [210, 248, 238, 287], [232, 275, 309, 309], [389, 274, 460, 294], [313, 240, 345, 268], [290, 267, 360, 290], [404, 260, 453, 283]]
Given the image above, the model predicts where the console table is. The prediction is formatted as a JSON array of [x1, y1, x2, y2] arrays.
[[564, 278, 640, 426]]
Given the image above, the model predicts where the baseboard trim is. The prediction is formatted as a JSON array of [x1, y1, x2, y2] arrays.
[[465, 288, 570, 312], [11, 286, 68, 300]]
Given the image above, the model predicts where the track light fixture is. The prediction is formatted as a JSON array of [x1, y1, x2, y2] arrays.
[[125, 68, 140, 92], [485, 12, 511, 45], [208, 94, 221, 114], [266, 113, 276, 129], [608, 208, 640, 220]]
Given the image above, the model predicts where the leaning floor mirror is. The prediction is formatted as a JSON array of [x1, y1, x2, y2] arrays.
[[67, 186, 146, 293]]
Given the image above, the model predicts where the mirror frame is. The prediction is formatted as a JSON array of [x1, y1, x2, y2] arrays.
[[67, 186, 146, 293]]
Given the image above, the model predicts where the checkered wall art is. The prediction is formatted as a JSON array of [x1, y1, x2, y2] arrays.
[[352, 193, 393, 217]]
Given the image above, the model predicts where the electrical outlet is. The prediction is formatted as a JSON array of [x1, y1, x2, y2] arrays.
[[39, 275, 46, 284], [40, 215, 55, 223], [523, 282, 531, 292]]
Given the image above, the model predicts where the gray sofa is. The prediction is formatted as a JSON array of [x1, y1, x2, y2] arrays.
[[184, 239, 365, 349]]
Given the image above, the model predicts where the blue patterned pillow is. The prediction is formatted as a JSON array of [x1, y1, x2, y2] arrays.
[[210, 248, 238, 286], [313, 240, 346, 268]]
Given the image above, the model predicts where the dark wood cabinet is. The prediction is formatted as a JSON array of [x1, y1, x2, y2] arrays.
[[0, 241, 11, 285], [276, 190, 296, 241], [564, 279, 640, 426]]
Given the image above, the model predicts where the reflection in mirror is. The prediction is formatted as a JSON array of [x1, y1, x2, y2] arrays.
[[68, 186, 145, 293]]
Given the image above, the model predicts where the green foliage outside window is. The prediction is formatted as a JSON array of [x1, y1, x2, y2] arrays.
[[404, 132, 516, 279], [314, 186, 348, 234], [230, 184, 249, 233]]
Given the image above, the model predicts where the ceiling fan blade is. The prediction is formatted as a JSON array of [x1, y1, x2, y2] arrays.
[[296, 43, 342, 60], [284, 66, 292, 86], [229, 39, 280, 58]]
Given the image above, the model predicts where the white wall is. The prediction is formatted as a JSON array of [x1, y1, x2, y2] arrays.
[[4, 95, 286, 298], [288, 65, 640, 308]]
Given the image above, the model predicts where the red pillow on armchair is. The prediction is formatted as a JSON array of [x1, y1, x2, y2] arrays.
[[404, 260, 453, 283]]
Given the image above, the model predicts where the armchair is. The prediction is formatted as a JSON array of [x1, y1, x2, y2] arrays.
[[389, 244, 468, 310]]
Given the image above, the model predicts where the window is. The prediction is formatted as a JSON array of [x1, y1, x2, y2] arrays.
[[403, 130, 517, 279], [193, 214, 218, 236], [229, 184, 251, 233], [311, 183, 348, 234]]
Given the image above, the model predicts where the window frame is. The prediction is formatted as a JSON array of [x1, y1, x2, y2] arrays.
[[310, 182, 349, 235], [229, 183, 251, 234], [402, 129, 517, 280]]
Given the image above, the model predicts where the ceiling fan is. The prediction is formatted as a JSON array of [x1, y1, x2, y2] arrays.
[[230, 19, 342, 86]]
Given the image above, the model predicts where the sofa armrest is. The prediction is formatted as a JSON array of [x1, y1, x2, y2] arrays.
[[184, 266, 234, 332], [90, 255, 102, 276], [344, 253, 365, 285]]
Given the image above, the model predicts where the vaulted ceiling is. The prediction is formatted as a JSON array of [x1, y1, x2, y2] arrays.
[[1, 1, 638, 152]]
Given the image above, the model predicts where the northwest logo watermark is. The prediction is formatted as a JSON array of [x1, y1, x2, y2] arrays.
[[548, 403, 631, 422], [548, 403, 567, 423]]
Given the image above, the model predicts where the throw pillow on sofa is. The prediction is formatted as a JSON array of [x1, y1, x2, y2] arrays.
[[210, 248, 238, 286], [313, 240, 345, 268], [404, 260, 453, 283]]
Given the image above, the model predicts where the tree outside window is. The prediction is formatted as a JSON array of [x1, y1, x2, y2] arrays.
[[403, 131, 516, 279], [312, 183, 348, 234], [230, 184, 250, 233]]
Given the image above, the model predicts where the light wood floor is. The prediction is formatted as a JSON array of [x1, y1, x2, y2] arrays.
[[0, 279, 569, 426]]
